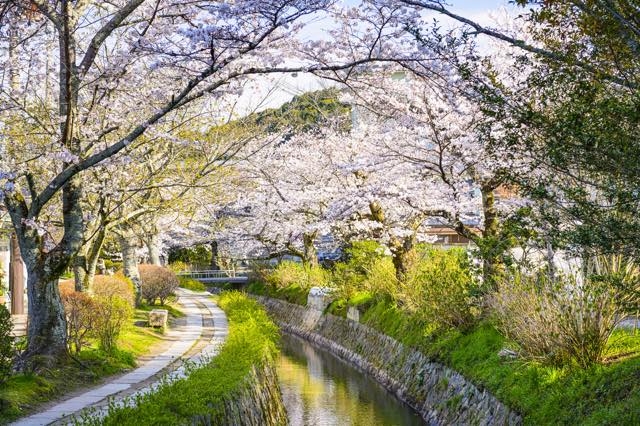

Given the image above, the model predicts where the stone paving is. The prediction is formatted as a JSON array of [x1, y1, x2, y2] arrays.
[[12, 289, 228, 426]]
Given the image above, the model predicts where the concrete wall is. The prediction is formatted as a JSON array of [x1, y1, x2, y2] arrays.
[[258, 296, 521, 426]]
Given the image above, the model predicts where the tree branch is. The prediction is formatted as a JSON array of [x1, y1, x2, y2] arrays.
[[399, 0, 637, 89], [29, 57, 409, 219], [78, 0, 145, 76]]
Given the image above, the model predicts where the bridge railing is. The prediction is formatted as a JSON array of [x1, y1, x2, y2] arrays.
[[177, 270, 250, 280]]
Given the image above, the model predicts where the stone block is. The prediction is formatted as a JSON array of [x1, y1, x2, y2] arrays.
[[307, 287, 335, 311], [149, 309, 168, 328], [347, 306, 360, 322]]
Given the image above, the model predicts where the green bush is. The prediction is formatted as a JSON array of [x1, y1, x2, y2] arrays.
[[398, 247, 479, 331], [361, 257, 397, 298], [178, 276, 206, 292], [0, 305, 14, 384], [89, 291, 279, 425], [332, 241, 389, 300], [167, 245, 212, 269], [103, 259, 122, 272], [94, 296, 133, 353], [168, 261, 189, 274], [265, 261, 331, 290], [247, 281, 309, 306]]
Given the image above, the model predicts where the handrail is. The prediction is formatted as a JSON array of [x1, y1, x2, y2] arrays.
[[177, 270, 250, 280]]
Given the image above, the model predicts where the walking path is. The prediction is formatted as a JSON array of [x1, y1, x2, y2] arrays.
[[12, 290, 228, 426]]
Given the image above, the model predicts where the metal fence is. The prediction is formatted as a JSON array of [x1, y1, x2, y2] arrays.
[[177, 270, 250, 281]]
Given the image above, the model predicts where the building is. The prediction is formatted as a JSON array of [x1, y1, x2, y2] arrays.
[[0, 212, 27, 317]]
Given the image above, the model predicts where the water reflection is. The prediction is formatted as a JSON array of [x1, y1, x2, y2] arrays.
[[277, 333, 426, 426]]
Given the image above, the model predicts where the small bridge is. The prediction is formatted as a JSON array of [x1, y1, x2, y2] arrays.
[[178, 270, 249, 284]]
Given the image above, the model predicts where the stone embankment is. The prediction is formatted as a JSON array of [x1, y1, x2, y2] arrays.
[[209, 362, 287, 426], [258, 296, 522, 426]]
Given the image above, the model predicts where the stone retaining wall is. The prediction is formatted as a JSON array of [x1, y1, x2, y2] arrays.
[[258, 296, 521, 426], [205, 360, 288, 426]]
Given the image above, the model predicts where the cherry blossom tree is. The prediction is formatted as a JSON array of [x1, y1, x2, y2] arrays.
[[216, 122, 448, 280], [0, 0, 421, 363], [338, 64, 533, 287], [217, 131, 341, 266]]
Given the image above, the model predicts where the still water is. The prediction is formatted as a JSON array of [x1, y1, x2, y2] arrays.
[[277, 333, 426, 426]]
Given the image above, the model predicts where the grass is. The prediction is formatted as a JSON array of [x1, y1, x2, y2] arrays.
[[247, 281, 309, 306], [359, 298, 640, 426], [85, 291, 279, 425], [0, 303, 182, 424], [327, 291, 374, 317], [177, 277, 206, 292]]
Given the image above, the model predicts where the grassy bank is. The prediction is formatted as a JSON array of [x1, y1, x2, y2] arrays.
[[0, 304, 182, 424], [84, 291, 279, 425], [249, 278, 640, 425], [248, 281, 309, 306], [359, 298, 640, 425]]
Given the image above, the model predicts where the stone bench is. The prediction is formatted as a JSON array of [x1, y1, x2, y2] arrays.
[[148, 309, 169, 328]]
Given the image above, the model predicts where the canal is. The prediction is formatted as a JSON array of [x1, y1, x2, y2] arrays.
[[277, 333, 426, 426]]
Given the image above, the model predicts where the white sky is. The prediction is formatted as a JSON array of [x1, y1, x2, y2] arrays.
[[235, 0, 517, 116]]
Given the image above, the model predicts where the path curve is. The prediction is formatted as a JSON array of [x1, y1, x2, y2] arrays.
[[12, 290, 228, 426]]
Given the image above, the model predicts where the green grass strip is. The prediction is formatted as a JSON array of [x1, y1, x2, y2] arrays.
[[83, 291, 279, 426]]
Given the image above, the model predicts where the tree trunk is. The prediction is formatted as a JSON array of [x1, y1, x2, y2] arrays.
[[23, 263, 68, 363], [480, 186, 503, 290], [145, 233, 162, 266], [9, 228, 68, 368], [391, 235, 416, 283], [120, 234, 142, 306], [368, 201, 385, 240], [73, 255, 87, 292], [82, 227, 107, 290], [210, 241, 220, 270], [302, 233, 319, 268]]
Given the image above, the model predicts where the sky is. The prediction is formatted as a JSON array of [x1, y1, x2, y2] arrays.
[[235, 0, 516, 116]]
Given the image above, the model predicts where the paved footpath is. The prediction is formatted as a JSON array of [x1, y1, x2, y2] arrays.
[[12, 289, 228, 426]]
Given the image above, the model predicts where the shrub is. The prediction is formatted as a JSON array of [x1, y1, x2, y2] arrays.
[[104, 259, 123, 272], [168, 261, 189, 273], [178, 276, 206, 292], [92, 274, 135, 307], [490, 267, 636, 367], [332, 241, 403, 302], [59, 279, 75, 293], [60, 288, 96, 354], [167, 245, 212, 269], [362, 257, 397, 298], [93, 295, 133, 353], [398, 247, 479, 330], [139, 264, 179, 305], [265, 261, 331, 290], [0, 304, 14, 384]]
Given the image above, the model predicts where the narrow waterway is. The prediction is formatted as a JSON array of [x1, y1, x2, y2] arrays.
[[277, 333, 426, 426]]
